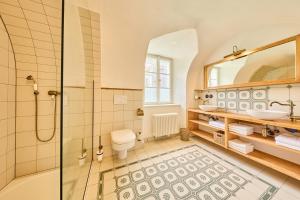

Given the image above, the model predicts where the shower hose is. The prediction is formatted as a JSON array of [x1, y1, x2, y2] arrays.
[[34, 92, 57, 142]]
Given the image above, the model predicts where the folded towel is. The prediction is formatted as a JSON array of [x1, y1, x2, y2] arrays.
[[230, 127, 253, 135], [228, 139, 254, 154], [229, 123, 254, 131], [228, 139, 253, 148], [209, 120, 225, 129], [276, 141, 300, 151], [230, 129, 254, 136], [275, 134, 300, 147]]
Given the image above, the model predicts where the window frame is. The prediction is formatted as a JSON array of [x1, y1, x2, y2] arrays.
[[144, 54, 173, 105], [208, 67, 219, 87]]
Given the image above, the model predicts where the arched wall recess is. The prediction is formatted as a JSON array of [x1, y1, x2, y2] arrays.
[[143, 29, 198, 138]]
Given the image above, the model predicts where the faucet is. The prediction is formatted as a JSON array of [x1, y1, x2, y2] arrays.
[[200, 98, 209, 105], [270, 100, 300, 122]]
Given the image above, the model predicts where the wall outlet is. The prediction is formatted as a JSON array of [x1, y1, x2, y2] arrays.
[[114, 94, 127, 105]]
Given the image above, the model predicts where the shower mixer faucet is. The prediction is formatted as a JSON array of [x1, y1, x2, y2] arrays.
[[48, 90, 61, 100]]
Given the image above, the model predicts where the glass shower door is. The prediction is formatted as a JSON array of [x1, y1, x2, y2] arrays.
[[62, 0, 100, 199]]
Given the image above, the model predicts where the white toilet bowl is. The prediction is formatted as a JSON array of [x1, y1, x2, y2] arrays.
[[111, 129, 136, 159]]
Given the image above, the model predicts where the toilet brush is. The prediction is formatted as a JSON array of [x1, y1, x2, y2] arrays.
[[78, 138, 87, 166], [96, 136, 104, 162]]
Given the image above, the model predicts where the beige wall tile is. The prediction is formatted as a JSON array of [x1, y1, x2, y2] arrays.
[[0, 3, 23, 18], [1, 14, 27, 28], [37, 143, 55, 159], [37, 157, 55, 171], [23, 10, 48, 24], [16, 146, 36, 163], [0, 171, 6, 190], [0, 0, 62, 180], [19, 0, 44, 13], [16, 160, 36, 177], [16, 131, 36, 148]]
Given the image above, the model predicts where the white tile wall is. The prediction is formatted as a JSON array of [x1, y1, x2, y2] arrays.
[[99, 89, 143, 158], [0, 17, 16, 190], [0, 0, 62, 178]]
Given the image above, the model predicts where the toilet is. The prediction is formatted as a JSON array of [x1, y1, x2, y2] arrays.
[[111, 129, 136, 159]]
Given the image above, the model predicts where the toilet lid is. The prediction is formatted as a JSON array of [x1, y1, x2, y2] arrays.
[[111, 129, 136, 144]]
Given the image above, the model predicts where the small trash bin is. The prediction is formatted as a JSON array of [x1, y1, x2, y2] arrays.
[[180, 128, 190, 141]]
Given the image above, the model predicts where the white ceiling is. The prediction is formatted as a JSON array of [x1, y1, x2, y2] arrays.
[[99, 0, 300, 88], [147, 29, 198, 60]]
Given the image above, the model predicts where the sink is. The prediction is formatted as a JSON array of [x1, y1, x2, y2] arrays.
[[199, 105, 218, 112], [246, 109, 289, 120]]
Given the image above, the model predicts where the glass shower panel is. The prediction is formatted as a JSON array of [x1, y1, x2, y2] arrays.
[[62, 1, 100, 199]]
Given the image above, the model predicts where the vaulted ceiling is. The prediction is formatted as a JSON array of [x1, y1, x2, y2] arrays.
[[99, 0, 300, 89]]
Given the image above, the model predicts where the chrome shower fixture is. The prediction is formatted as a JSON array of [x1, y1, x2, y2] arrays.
[[48, 90, 61, 96], [26, 76, 60, 143], [26, 75, 39, 94]]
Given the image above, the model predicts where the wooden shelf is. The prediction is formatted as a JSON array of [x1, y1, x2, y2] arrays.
[[189, 119, 224, 131], [229, 132, 300, 155], [191, 130, 225, 147], [188, 108, 300, 130], [188, 108, 300, 181], [229, 148, 300, 179]]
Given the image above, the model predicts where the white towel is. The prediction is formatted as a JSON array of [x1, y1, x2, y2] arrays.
[[275, 134, 300, 147], [209, 120, 225, 129], [229, 123, 254, 135], [228, 139, 253, 148], [229, 123, 254, 132], [276, 141, 300, 151], [228, 139, 254, 154], [230, 127, 253, 135]]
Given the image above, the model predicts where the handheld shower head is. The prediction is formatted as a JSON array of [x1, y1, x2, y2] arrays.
[[26, 75, 38, 94]]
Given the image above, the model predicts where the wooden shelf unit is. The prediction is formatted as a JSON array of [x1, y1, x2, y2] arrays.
[[188, 108, 300, 181], [229, 131, 300, 155], [189, 119, 225, 131]]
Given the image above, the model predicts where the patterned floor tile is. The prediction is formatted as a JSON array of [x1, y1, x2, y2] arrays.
[[99, 145, 278, 200]]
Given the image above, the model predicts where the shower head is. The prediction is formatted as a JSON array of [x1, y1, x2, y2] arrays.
[[26, 75, 38, 93]]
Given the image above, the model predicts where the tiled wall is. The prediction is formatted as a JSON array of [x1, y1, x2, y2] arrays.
[[99, 89, 144, 157], [200, 84, 300, 115], [0, 17, 16, 190], [0, 0, 62, 177]]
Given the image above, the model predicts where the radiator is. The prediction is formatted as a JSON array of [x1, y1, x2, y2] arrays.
[[152, 113, 179, 138]]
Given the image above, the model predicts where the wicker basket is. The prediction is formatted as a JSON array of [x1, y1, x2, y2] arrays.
[[180, 128, 190, 141], [213, 130, 225, 145]]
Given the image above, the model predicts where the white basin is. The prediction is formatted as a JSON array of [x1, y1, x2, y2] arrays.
[[246, 109, 289, 120], [199, 105, 218, 112]]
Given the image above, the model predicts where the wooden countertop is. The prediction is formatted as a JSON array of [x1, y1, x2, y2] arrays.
[[188, 108, 300, 130]]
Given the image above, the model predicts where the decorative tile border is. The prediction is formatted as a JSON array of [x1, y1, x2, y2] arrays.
[[215, 88, 269, 112], [200, 84, 300, 114], [97, 144, 278, 200]]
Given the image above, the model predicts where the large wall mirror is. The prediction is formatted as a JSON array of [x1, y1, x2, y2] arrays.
[[205, 35, 300, 89]]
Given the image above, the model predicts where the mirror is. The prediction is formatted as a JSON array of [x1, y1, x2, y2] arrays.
[[205, 36, 299, 89]]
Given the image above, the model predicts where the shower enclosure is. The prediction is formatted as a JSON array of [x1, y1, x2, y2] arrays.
[[0, 0, 62, 199], [0, 0, 99, 199]]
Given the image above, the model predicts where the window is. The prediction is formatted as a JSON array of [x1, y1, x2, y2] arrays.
[[209, 68, 219, 87], [144, 55, 172, 104]]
